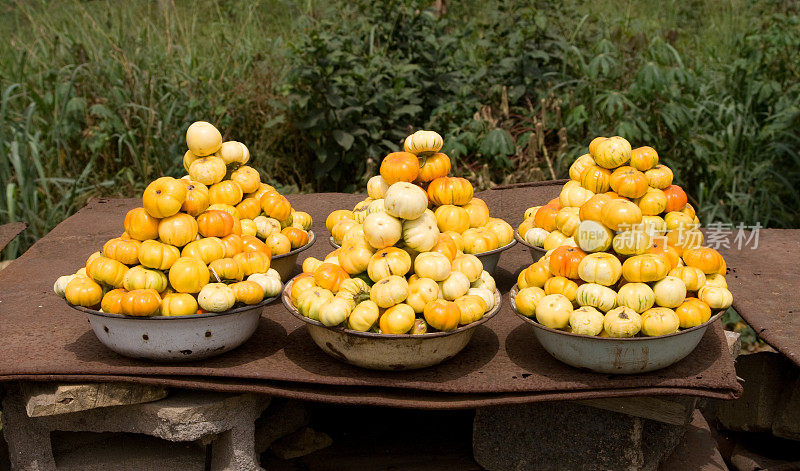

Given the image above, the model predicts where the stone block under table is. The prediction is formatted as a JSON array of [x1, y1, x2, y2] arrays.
[[2, 383, 270, 471]]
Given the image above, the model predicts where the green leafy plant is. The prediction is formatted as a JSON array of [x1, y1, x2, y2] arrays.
[[276, 1, 460, 190]]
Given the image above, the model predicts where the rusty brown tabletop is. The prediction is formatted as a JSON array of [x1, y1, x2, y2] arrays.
[[0, 222, 26, 252], [717, 229, 800, 367], [0, 183, 742, 408]]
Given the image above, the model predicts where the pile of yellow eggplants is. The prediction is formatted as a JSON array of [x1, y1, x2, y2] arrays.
[[53, 121, 313, 316], [515, 136, 734, 337], [289, 131, 500, 335]]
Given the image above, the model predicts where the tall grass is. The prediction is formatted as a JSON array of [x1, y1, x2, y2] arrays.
[[579, 0, 758, 63], [0, 0, 323, 257]]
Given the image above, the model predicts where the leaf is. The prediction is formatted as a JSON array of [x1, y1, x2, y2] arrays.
[[479, 128, 515, 157], [394, 104, 423, 116], [326, 92, 343, 108], [64, 97, 86, 115], [447, 141, 468, 159], [317, 148, 328, 164], [332, 130, 354, 150], [88, 104, 113, 119], [263, 115, 286, 129]]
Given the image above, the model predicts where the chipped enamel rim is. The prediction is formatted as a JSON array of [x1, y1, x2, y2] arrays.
[[509, 284, 725, 341], [68, 294, 279, 320]]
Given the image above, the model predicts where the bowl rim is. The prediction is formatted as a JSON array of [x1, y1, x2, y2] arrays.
[[282, 275, 502, 339], [64, 230, 312, 321], [513, 229, 547, 256], [509, 284, 725, 341], [67, 294, 279, 321], [328, 235, 517, 257], [273, 230, 316, 260]]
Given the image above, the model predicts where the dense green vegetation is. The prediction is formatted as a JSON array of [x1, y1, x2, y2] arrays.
[[1, 0, 799, 259]]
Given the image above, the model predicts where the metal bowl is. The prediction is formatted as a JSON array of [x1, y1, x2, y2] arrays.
[[328, 235, 339, 249], [474, 239, 516, 275], [514, 229, 547, 262], [68, 296, 277, 362], [328, 236, 516, 276], [509, 285, 724, 374], [282, 276, 502, 370], [271, 231, 316, 281]]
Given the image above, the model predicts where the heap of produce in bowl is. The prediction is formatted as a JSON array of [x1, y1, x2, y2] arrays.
[[53, 121, 314, 316], [330, 130, 515, 255], [515, 136, 733, 337], [289, 130, 501, 334]]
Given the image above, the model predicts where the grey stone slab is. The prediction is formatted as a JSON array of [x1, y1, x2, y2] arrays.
[[659, 411, 728, 471], [772, 375, 800, 441], [2, 384, 270, 471], [270, 427, 333, 460], [22, 382, 167, 417], [707, 352, 798, 433], [725, 331, 742, 360], [255, 400, 310, 453], [473, 401, 686, 471], [578, 396, 696, 426], [53, 432, 205, 471]]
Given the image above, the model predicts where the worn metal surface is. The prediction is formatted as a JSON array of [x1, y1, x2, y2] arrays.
[[473, 240, 516, 275], [510, 286, 724, 374], [0, 222, 27, 252], [282, 277, 502, 370], [305, 324, 477, 370], [69, 297, 276, 361], [717, 229, 800, 366], [0, 185, 742, 407], [0, 372, 741, 410], [271, 231, 315, 281]]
